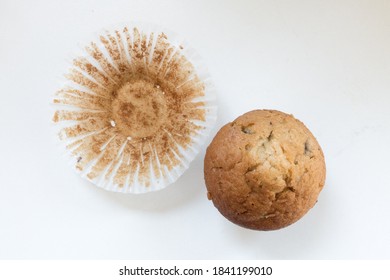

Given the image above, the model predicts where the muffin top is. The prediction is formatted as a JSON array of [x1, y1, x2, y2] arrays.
[[204, 110, 326, 230]]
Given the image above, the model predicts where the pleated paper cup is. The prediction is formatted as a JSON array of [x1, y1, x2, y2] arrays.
[[52, 23, 217, 193]]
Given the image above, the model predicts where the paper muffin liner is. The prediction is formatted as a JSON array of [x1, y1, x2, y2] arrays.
[[52, 23, 217, 193]]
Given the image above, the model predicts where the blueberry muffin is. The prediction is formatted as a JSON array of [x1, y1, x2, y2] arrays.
[[204, 110, 326, 230]]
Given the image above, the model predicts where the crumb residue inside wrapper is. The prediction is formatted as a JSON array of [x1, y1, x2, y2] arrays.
[[53, 25, 217, 193]]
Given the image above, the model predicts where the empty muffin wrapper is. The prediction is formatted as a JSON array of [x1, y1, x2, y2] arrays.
[[52, 23, 217, 193]]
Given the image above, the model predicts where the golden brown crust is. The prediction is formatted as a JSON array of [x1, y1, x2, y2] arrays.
[[204, 110, 326, 230]]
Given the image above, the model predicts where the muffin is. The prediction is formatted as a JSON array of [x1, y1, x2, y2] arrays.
[[53, 24, 217, 193], [204, 110, 326, 230]]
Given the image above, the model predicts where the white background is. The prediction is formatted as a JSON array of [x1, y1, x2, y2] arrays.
[[1, 0, 389, 259]]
